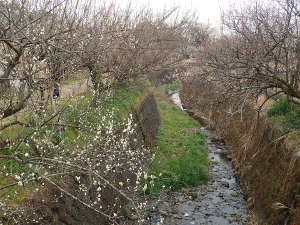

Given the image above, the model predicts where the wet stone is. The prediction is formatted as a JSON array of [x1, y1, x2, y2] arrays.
[[176, 203, 196, 214], [221, 181, 230, 188]]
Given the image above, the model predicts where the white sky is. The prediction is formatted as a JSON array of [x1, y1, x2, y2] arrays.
[[111, 0, 248, 28]]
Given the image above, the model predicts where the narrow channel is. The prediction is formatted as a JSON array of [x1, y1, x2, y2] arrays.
[[148, 91, 248, 225]]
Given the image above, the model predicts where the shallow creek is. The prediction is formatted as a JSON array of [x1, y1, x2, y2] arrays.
[[146, 91, 248, 225]]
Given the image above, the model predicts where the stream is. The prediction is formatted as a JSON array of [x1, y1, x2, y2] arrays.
[[146, 91, 248, 225]]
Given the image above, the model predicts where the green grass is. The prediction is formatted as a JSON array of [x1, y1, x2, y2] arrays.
[[156, 82, 181, 93], [267, 98, 292, 117], [165, 82, 181, 92], [0, 175, 34, 207], [267, 97, 300, 158], [140, 90, 208, 195], [267, 97, 300, 132], [98, 79, 149, 121]]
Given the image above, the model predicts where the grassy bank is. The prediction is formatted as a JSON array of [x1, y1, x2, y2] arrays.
[[141, 87, 208, 195], [181, 79, 300, 224]]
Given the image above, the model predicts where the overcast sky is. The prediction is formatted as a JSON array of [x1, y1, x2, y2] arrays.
[[111, 0, 247, 28]]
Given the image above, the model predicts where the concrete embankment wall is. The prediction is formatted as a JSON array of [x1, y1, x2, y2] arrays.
[[181, 79, 300, 225]]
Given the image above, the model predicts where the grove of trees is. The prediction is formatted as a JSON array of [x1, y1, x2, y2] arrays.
[[202, 0, 300, 109], [0, 0, 208, 224]]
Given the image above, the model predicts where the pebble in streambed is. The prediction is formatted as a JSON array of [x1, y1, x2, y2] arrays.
[[146, 125, 248, 225]]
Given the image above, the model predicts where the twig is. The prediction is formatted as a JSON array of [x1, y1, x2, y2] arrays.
[[28, 157, 142, 219], [43, 177, 118, 224]]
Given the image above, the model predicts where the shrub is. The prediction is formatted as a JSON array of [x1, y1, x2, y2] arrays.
[[267, 97, 300, 132], [267, 98, 291, 117]]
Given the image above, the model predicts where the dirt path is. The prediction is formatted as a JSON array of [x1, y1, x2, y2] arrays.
[[61, 79, 90, 98], [146, 92, 248, 225]]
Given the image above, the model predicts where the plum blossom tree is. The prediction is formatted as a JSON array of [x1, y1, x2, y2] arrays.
[[0, 0, 86, 121], [0, 1, 199, 224]]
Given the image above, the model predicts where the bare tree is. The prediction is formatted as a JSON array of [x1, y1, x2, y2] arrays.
[[178, 20, 213, 58], [77, 5, 193, 101], [0, 0, 87, 121], [203, 0, 300, 107]]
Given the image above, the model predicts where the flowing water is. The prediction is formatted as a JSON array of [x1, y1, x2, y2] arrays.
[[146, 92, 248, 225]]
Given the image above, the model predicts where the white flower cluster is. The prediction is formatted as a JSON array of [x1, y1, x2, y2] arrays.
[[1, 100, 153, 222]]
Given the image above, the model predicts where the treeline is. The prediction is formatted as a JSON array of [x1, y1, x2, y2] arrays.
[[0, 0, 206, 120]]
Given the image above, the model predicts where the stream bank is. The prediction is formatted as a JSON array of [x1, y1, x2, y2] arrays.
[[146, 91, 248, 225], [180, 79, 300, 224]]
